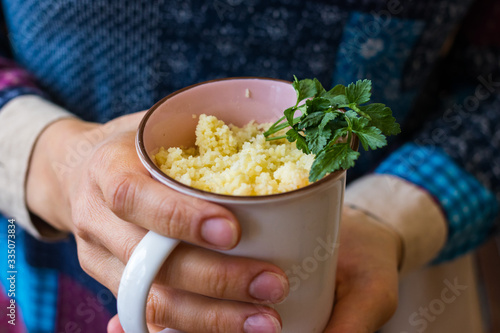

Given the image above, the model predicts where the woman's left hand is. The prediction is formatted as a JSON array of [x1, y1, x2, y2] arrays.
[[324, 205, 402, 333]]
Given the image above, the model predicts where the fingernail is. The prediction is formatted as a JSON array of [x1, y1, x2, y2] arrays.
[[244, 314, 282, 333], [201, 218, 238, 249], [249, 272, 288, 303]]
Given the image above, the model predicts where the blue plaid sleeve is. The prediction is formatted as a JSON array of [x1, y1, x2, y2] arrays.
[[0, 86, 45, 108], [376, 143, 499, 263], [375, 86, 500, 263]]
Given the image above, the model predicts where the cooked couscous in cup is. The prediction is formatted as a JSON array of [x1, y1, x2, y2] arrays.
[[154, 114, 314, 196]]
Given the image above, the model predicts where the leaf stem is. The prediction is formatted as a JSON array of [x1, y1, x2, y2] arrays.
[[264, 115, 286, 136], [266, 135, 287, 141], [264, 116, 302, 140]]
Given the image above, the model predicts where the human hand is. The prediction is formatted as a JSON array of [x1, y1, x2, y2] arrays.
[[324, 206, 401, 333], [104, 204, 401, 333], [26, 112, 288, 333]]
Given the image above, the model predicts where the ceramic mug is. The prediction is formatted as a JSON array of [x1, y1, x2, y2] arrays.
[[118, 78, 356, 333]]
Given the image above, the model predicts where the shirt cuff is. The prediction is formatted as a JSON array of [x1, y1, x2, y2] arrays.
[[344, 174, 448, 276], [0, 95, 75, 239]]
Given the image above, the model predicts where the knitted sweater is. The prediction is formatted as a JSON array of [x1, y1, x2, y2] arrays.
[[0, 0, 499, 331]]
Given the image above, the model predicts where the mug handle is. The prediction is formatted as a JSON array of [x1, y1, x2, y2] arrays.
[[117, 231, 180, 332]]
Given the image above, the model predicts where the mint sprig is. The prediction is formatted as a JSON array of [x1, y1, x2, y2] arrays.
[[264, 76, 401, 182]]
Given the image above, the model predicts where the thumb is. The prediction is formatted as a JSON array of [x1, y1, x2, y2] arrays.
[[107, 313, 178, 333], [107, 315, 124, 333]]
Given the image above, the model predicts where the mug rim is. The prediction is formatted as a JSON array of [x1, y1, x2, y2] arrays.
[[136, 76, 359, 203]]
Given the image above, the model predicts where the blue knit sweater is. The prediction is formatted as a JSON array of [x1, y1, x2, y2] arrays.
[[0, 0, 499, 331]]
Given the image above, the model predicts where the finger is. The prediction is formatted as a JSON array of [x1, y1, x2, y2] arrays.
[[78, 240, 283, 333], [145, 285, 282, 333], [91, 207, 289, 305], [107, 315, 167, 333], [74, 235, 126, 295], [95, 134, 241, 250], [107, 315, 124, 333], [155, 243, 289, 304]]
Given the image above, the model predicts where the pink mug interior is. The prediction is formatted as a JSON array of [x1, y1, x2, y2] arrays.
[[140, 77, 296, 158]]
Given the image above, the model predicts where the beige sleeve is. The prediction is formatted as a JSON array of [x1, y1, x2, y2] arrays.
[[0, 95, 75, 239], [344, 174, 448, 276]]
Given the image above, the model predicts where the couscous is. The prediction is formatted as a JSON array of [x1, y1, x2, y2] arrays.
[[154, 114, 314, 195]]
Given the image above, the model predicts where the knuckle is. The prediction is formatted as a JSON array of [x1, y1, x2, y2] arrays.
[[75, 243, 95, 277], [121, 236, 139, 262], [145, 289, 174, 327], [104, 174, 138, 217], [145, 291, 161, 325], [77, 254, 91, 275], [155, 197, 190, 237], [73, 221, 91, 242], [205, 264, 232, 300], [204, 308, 231, 333], [71, 203, 92, 242], [88, 142, 113, 176]]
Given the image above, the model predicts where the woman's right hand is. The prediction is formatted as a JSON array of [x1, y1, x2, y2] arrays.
[[26, 112, 288, 333]]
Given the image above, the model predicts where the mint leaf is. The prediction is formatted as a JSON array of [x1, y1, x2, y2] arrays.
[[346, 79, 372, 105], [309, 143, 360, 182], [358, 103, 401, 136]]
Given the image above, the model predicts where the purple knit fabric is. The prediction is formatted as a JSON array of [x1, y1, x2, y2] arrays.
[[0, 285, 27, 333], [55, 274, 113, 332], [0, 58, 38, 90]]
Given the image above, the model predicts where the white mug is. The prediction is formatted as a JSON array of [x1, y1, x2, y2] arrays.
[[118, 78, 356, 333]]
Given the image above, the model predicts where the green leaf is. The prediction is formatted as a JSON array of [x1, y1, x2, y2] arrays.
[[342, 110, 359, 127], [327, 94, 349, 107], [305, 97, 331, 114], [272, 76, 401, 183], [293, 76, 317, 103], [309, 143, 360, 182], [319, 112, 340, 127], [284, 106, 297, 127], [305, 112, 340, 154], [345, 79, 372, 105], [313, 78, 326, 97], [286, 129, 309, 154], [351, 117, 387, 151], [318, 84, 347, 106], [300, 112, 325, 129], [331, 126, 349, 143], [306, 127, 330, 155], [326, 84, 346, 97], [358, 103, 401, 136]]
